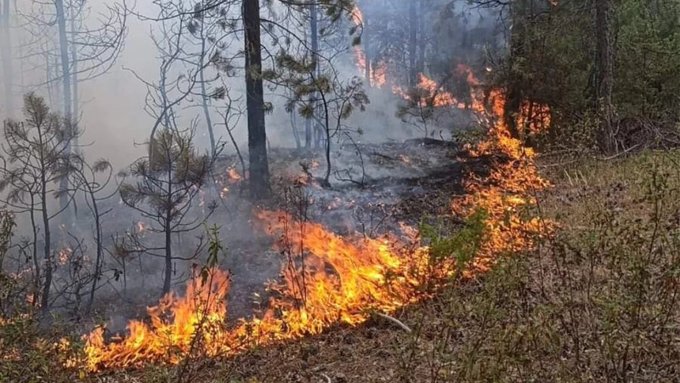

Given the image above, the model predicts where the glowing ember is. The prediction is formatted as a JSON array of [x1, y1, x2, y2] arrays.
[[371, 62, 388, 88], [220, 186, 229, 200], [226, 167, 242, 181], [57, 247, 72, 266]]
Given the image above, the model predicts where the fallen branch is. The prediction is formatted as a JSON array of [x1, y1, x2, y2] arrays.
[[375, 312, 412, 333]]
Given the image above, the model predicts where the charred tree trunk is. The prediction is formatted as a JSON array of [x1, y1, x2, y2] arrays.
[[408, 0, 418, 87], [0, 0, 12, 117], [243, 0, 270, 199], [37, 126, 52, 314], [40, 183, 51, 313], [595, 0, 616, 153], [86, 189, 103, 314], [163, 216, 172, 296]]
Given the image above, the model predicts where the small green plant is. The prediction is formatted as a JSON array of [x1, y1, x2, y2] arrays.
[[420, 209, 488, 281]]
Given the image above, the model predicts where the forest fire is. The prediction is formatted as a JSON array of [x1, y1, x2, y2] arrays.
[[75, 7, 553, 367], [79, 61, 552, 372], [57, 247, 73, 266]]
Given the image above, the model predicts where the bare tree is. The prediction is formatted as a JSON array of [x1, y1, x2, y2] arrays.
[[19, 0, 126, 219]]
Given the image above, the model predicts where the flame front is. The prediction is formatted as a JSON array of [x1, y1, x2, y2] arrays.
[[83, 216, 439, 371]]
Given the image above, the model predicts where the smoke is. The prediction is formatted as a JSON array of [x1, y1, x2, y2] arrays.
[[0, 0, 506, 323]]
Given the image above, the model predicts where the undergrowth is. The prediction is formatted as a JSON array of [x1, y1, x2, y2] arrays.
[[390, 150, 680, 382]]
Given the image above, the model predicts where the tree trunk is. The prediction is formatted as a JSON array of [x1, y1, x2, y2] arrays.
[[504, 1, 525, 139], [163, 219, 172, 295], [54, 0, 72, 130], [70, 3, 78, 147], [38, 127, 52, 313], [55, 0, 72, 221], [243, 0, 270, 199], [408, 0, 417, 87], [199, 13, 216, 157], [40, 187, 51, 313], [310, 1, 322, 149], [595, 0, 616, 153], [416, 0, 425, 75], [0, 0, 12, 118], [200, 63, 215, 156], [86, 190, 102, 313], [163, 168, 172, 296], [29, 200, 40, 307]]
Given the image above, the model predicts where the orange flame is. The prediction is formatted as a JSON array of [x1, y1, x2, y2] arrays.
[[84, 268, 231, 370], [350, 6, 388, 88]]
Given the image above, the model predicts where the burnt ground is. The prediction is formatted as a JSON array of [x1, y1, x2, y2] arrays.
[[214, 138, 479, 320]]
